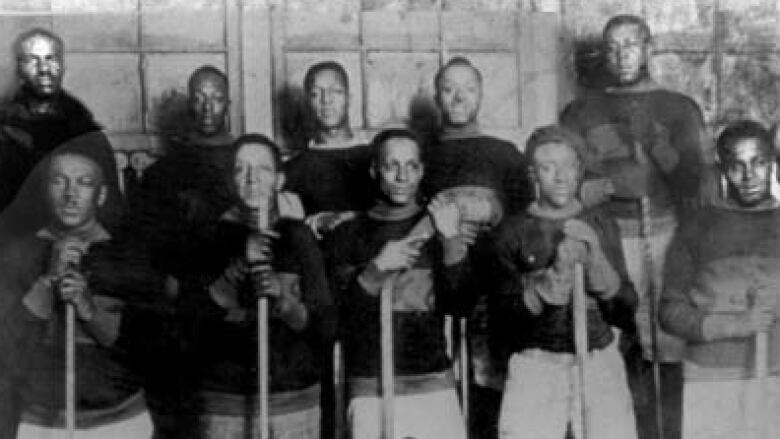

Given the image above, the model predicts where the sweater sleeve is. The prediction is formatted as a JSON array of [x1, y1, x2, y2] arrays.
[[668, 96, 707, 202], [434, 236, 476, 317], [285, 222, 337, 346], [503, 146, 535, 215], [589, 210, 638, 333], [659, 219, 707, 342]]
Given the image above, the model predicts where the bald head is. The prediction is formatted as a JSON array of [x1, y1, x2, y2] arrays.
[[188, 66, 229, 136]]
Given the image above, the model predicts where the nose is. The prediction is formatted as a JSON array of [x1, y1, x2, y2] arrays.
[[395, 165, 409, 183], [204, 99, 215, 114], [320, 90, 333, 105], [37, 59, 51, 74], [744, 165, 758, 182], [452, 88, 464, 103]]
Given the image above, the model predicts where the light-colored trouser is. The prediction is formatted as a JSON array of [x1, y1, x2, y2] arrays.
[[617, 216, 685, 362], [499, 341, 638, 439], [348, 388, 467, 439], [17, 410, 153, 439], [199, 405, 320, 439], [682, 373, 780, 439]]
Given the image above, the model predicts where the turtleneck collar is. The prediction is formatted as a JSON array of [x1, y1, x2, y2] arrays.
[[37, 221, 111, 244], [439, 121, 482, 141], [181, 130, 235, 148], [527, 199, 583, 220], [220, 204, 281, 230], [367, 199, 423, 221], [713, 196, 780, 213], [605, 77, 662, 95]]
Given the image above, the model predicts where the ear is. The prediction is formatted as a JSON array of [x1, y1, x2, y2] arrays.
[[369, 161, 376, 180], [97, 185, 108, 208]]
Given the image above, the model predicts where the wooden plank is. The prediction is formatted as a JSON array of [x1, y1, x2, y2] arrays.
[[242, 1, 274, 135], [226, 0, 243, 135], [362, 11, 440, 51]]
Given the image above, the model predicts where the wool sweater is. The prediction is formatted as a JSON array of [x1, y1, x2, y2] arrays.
[[0, 227, 165, 433], [284, 143, 374, 215], [179, 217, 335, 401], [560, 86, 706, 220], [421, 134, 534, 216], [327, 204, 474, 395], [660, 203, 780, 378], [489, 204, 638, 354]]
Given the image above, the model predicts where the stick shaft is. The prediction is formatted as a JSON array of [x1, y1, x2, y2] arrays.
[[380, 276, 395, 439], [258, 298, 270, 439], [459, 317, 470, 436], [66, 304, 76, 439], [756, 332, 769, 379], [639, 197, 665, 439], [572, 263, 588, 439]]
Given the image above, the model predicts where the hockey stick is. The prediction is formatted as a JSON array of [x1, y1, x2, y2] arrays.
[[459, 316, 470, 436], [571, 263, 588, 439], [639, 196, 665, 439], [66, 303, 76, 439]]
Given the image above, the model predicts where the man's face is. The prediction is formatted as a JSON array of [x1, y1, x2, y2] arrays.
[[436, 64, 482, 127], [47, 154, 105, 230], [234, 143, 279, 210], [309, 69, 348, 130], [17, 35, 64, 98], [189, 75, 228, 136], [604, 24, 648, 86], [533, 142, 581, 209], [723, 137, 773, 207], [375, 137, 423, 206]]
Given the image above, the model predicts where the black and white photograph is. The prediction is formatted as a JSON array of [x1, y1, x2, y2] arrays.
[[0, 1, 778, 439]]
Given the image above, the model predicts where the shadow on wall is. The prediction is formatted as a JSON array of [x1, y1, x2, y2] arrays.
[[573, 36, 613, 90], [152, 88, 192, 141]]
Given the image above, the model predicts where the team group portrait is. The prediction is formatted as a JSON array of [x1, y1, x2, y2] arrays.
[[0, 1, 777, 439]]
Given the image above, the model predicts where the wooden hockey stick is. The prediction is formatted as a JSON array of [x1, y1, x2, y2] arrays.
[[746, 287, 770, 439], [257, 296, 270, 439], [571, 263, 588, 439], [459, 316, 470, 436], [66, 303, 76, 439], [380, 273, 397, 439], [639, 196, 665, 439]]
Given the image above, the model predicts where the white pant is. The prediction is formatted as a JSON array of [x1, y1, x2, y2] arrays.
[[617, 216, 685, 362], [499, 341, 637, 439], [348, 388, 466, 439], [17, 410, 153, 439], [683, 375, 780, 439]]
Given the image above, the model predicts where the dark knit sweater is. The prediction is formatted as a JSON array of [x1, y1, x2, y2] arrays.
[[489, 205, 637, 354], [660, 203, 780, 375], [283, 144, 374, 215], [327, 206, 474, 382], [421, 134, 534, 215], [133, 133, 235, 278], [0, 230, 165, 432], [180, 218, 335, 397], [560, 87, 705, 219]]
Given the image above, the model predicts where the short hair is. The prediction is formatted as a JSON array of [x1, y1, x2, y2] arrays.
[[232, 133, 282, 171], [13, 27, 64, 61], [525, 125, 587, 164], [370, 128, 422, 165], [48, 151, 105, 185], [434, 56, 483, 92], [188, 65, 228, 94], [716, 120, 773, 164], [603, 14, 653, 44], [303, 61, 349, 94]]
